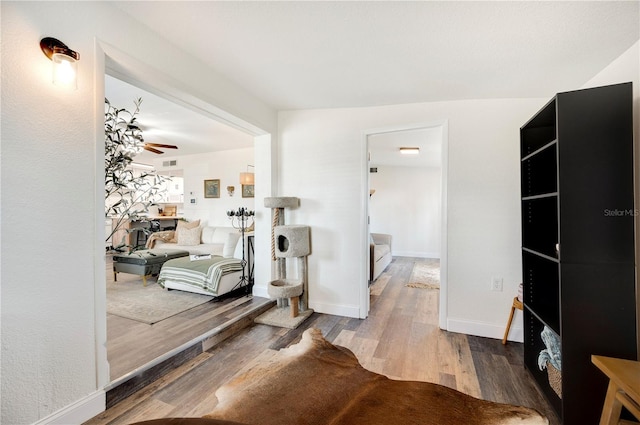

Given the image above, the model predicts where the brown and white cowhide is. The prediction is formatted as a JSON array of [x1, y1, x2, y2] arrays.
[[205, 328, 548, 425]]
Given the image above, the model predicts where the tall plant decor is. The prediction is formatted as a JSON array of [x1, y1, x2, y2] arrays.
[[105, 97, 168, 250]]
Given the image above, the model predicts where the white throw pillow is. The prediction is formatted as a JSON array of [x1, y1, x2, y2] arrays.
[[234, 233, 254, 259], [177, 219, 200, 230], [177, 226, 202, 246], [211, 227, 234, 244], [223, 232, 241, 257], [201, 227, 216, 244]]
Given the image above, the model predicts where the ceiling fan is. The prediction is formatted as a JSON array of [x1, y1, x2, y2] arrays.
[[143, 143, 178, 154]]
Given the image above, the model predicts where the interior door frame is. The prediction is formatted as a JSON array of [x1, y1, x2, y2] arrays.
[[360, 121, 449, 329], [94, 40, 273, 389]]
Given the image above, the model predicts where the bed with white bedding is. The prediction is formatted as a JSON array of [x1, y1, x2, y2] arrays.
[[157, 255, 246, 297]]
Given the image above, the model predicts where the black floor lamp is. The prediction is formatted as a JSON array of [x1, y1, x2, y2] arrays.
[[227, 207, 255, 294]]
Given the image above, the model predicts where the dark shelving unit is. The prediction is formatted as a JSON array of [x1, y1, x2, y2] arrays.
[[520, 82, 637, 425]]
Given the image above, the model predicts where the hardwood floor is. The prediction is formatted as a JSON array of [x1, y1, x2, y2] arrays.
[[88, 256, 560, 425], [106, 256, 272, 382]]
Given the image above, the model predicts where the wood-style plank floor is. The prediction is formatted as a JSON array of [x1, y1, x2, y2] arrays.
[[106, 255, 269, 380], [89, 256, 560, 425]]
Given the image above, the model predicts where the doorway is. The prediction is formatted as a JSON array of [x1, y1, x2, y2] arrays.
[[362, 122, 448, 328], [98, 48, 274, 389]]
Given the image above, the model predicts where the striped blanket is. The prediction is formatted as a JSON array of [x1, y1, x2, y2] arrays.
[[157, 256, 243, 295]]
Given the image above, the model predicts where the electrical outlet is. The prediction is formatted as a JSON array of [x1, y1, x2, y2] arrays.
[[491, 277, 503, 292]]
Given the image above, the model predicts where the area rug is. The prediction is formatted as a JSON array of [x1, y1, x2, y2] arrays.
[[203, 328, 548, 425], [107, 280, 213, 325], [406, 261, 440, 290]]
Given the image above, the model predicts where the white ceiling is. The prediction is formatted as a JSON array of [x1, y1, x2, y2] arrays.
[[369, 127, 442, 168], [105, 76, 254, 163], [114, 1, 639, 110], [107, 1, 639, 163]]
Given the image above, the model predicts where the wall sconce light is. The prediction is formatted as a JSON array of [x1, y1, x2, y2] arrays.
[[399, 147, 420, 155], [239, 165, 255, 185], [227, 186, 235, 196], [40, 37, 79, 89]]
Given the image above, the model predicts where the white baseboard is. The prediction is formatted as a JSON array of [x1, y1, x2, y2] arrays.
[[393, 251, 440, 259], [34, 390, 105, 425], [254, 286, 359, 318], [252, 284, 269, 298], [446, 317, 523, 343], [309, 301, 360, 318]]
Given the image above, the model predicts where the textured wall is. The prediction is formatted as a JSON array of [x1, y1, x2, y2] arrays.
[[0, 3, 276, 423], [1, 3, 99, 423], [278, 98, 544, 329]]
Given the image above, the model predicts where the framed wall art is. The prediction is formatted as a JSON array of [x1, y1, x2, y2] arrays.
[[242, 184, 254, 198], [204, 179, 220, 198]]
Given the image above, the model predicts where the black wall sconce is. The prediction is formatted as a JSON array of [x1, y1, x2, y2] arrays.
[[40, 37, 79, 89]]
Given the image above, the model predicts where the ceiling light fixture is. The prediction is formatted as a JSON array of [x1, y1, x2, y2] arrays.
[[399, 147, 420, 155], [240, 165, 255, 185], [40, 37, 79, 89]]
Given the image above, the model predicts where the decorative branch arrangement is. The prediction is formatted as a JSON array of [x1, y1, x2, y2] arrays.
[[105, 97, 168, 250]]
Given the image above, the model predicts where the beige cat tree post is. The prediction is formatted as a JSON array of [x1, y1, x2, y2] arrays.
[[255, 197, 313, 329]]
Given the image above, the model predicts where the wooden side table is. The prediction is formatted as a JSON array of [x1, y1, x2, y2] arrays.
[[502, 296, 523, 345], [592, 355, 640, 425]]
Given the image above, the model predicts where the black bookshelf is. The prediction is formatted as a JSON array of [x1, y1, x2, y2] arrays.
[[520, 82, 637, 424]]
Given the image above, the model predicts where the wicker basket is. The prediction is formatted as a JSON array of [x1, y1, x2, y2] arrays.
[[546, 362, 562, 398]]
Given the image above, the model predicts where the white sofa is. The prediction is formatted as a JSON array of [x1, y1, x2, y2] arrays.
[[370, 233, 392, 281], [153, 226, 247, 259], [152, 226, 254, 297]]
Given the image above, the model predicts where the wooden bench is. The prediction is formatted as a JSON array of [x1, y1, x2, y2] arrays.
[[592, 355, 640, 425]]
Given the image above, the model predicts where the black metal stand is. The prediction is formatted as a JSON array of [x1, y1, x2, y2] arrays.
[[227, 207, 255, 295]]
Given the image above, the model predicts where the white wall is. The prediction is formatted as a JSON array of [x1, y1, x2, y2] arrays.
[[279, 41, 639, 333], [278, 98, 545, 328], [581, 41, 639, 357], [369, 166, 441, 258], [0, 3, 276, 424], [252, 134, 278, 296], [2, 2, 636, 423], [153, 148, 256, 226], [277, 42, 639, 337]]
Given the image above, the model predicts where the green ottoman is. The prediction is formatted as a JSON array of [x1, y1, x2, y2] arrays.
[[113, 249, 189, 286]]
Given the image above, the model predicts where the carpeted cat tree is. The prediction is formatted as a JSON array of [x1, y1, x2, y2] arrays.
[[255, 197, 313, 329]]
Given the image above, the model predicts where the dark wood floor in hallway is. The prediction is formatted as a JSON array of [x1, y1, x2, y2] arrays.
[[86, 256, 560, 425]]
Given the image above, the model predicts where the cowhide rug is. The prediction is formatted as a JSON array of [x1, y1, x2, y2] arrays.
[[201, 328, 548, 425]]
